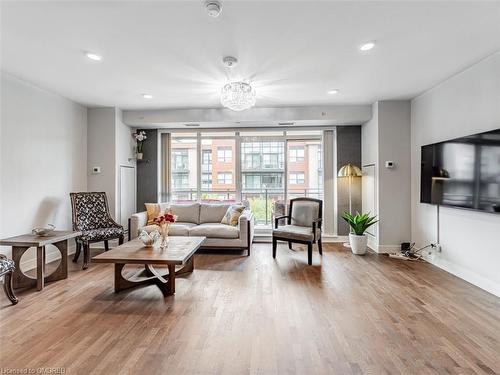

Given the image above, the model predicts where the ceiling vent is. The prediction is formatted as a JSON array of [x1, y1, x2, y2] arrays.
[[205, 1, 222, 18], [278, 122, 294, 126], [184, 123, 200, 127]]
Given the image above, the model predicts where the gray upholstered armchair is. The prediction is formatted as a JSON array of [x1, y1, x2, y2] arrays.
[[272, 197, 323, 265]]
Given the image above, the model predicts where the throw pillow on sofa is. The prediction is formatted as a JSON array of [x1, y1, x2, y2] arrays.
[[145, 203, 163, 225], [221, 205, 245, 226]]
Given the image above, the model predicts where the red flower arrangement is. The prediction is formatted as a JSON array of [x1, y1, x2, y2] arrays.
[[153, 212, 177, 226]]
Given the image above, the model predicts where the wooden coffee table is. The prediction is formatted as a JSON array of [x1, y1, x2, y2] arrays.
[[92, 236, 205, 296]]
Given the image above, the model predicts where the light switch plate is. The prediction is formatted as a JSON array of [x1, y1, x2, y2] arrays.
[[92, 166, 101, 174]]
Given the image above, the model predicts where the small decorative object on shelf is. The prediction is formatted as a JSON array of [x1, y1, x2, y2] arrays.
[[133, 131, 147, 160], [138, 229, 160, 248], [31, 224, 55, 237], [342, 212, 378, 255], [153, 211, 177, 249]]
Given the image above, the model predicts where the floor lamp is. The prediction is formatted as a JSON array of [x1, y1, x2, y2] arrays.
[[338, 163, 362, 214], [338, 163, 362, 247]]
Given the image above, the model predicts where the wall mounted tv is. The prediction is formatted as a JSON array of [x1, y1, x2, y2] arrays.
[[420, 128, 500, 214]]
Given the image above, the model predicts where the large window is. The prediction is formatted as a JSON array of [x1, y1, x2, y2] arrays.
[[164, 131, 324, 226]]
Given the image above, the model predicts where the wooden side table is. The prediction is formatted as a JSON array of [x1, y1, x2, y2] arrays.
[[0, 231, 81, 291]]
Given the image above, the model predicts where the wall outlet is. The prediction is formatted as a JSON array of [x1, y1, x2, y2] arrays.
[[431, 243, 442, 252], [385, 161, 395, 169], [92, 166, 101, 174]]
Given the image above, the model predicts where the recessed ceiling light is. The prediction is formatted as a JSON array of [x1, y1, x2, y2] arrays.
[[205, 1, 222, 18], [359, 41, 376, 51], [85, 52, 102, 61], [327, 89, 339, 95], [142, 94, 153, 99]]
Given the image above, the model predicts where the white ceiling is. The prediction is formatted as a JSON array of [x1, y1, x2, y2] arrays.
[[2, 1, 500, 110]]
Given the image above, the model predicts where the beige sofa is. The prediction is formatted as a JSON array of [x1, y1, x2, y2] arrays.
[[130, 202, 254, 255]]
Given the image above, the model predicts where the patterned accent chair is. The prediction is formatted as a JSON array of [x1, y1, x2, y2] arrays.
[[70, 192, 124, 270], [272, 197, 323, 265], [0, 254, 18, 305]]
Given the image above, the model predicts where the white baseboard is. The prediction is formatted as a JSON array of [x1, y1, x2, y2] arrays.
[[423, 254, 500, 298]]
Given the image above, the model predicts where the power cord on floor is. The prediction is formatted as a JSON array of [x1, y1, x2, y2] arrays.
[[388, 243, 433, 261]]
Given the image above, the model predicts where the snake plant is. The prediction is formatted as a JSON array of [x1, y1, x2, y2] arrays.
[[342, 212, 378, 235]]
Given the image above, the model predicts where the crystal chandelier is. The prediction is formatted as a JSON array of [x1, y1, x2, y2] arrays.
[[220, 82, 256, 111]]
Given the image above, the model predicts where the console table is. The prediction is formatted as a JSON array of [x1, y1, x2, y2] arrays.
[[0, 231, 81, 291]]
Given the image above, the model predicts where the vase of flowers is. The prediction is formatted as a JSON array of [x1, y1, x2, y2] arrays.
[[153, 211, 176, 248], [133, 131, 147, 160]]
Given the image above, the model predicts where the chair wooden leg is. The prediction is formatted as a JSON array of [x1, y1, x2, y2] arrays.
[[118, 235, 124, 245], [318, 238, 323, 255], [307, 243, 312, 265], [82, 243, 90, 270], [73, 240, 81, 262], [288, 241, 293, 250], [3, 271, 18, 305], [272, 238, 277, 259], [104, 240, 109, 251]]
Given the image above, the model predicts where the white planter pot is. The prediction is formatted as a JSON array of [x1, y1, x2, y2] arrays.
[[136, 152, 143, 160], [349, 233, 367, 255]]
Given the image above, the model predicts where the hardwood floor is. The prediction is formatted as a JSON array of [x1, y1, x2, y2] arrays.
[[1, 243, 499, 375]]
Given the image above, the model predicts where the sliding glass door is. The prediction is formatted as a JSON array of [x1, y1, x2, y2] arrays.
[[241, 136, 285, 226], [170, 134, 198, 202]]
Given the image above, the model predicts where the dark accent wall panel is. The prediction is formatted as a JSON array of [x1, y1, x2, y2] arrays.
[[336, 126, 362, 235], [136, 129, 158, 210]]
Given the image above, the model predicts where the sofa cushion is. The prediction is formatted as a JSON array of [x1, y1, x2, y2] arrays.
[[80, 227, 124, 241], [169, 222, 197, 236], [140, 222, 196, 236], [199, 203, 231, 224], [169, 203, 200, 224], [189, 223, 240, 239], [273, 225, 320, 242]]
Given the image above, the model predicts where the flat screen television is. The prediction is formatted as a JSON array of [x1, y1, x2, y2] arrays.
[[420, 128, 500, 214]]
